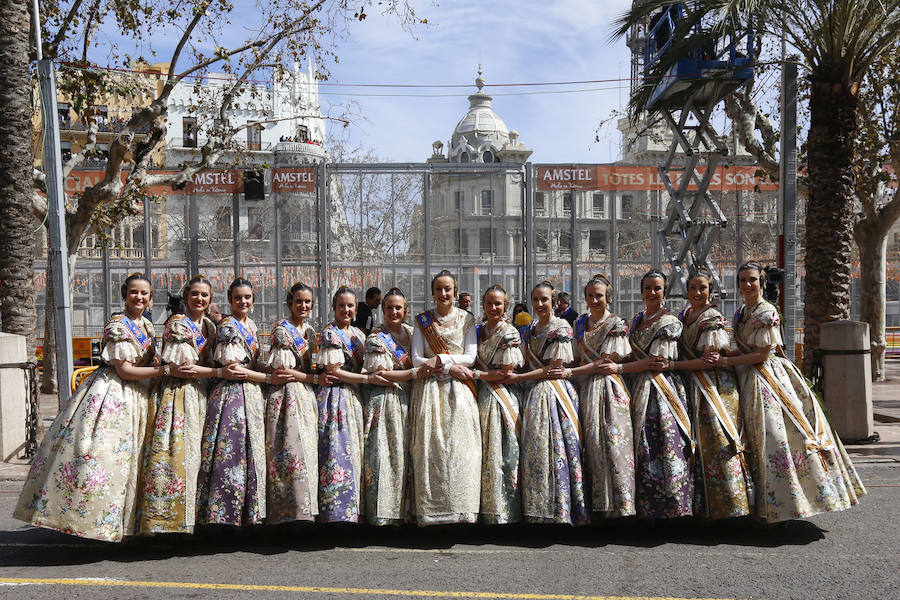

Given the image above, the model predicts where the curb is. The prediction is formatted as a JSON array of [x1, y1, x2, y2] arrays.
[[874, 413, 900, 424]]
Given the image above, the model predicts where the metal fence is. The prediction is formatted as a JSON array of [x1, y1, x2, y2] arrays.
[[32, 161, 897, 343]]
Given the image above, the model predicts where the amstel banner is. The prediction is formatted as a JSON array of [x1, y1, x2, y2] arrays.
[[536, 165, 779, 192]]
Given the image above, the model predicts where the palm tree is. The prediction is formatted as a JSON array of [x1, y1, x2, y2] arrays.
[[616, 0, 900, 375], [0, 0, 36, 358]]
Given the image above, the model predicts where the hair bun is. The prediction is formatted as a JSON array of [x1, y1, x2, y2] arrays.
[[539, 280, 554, 289]]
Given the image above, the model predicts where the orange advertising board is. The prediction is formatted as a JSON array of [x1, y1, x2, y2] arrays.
[[271, 167, 316, 193], [536, 165, 779, 192]]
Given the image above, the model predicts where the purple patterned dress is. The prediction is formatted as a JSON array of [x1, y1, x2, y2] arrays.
[[519, 317, 588, 525], [628, 309, 694, 519], [315, 324, 366, 523], [196, 316, 266, 526]]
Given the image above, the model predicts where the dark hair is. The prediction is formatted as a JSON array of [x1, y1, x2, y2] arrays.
[[640, 269, 668, 297], [226, 277, 253, 303], [584, 273, 613, 304], [431, 269, 457, 295], [286, 282, 314, 307], [182, 275, 213, 303], [332, 285, 358, 309], [531, 280, 557, 307], [481, 284, 508, 312], [512, 302, 528, 316], [557, 291, 570, 303], [737, 261, 767, 288], [165, 293, 184, 316], [459, 291, 472, 299], [365, 286, 382, 300], [120, 272, 152, 300], [687, 266, 716, 294], [381, 287, 407, 309]]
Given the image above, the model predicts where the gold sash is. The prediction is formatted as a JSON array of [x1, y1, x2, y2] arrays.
[[631, 342, 694, 450], [577, 321, 630, 400], [476, 351, 522, 440], [416, 311, 478, 398], [525, 341, 583, 445]]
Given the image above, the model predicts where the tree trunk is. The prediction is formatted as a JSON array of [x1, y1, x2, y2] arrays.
[[856, 229, 887, 381], [40, 261, 58, 393], [0, 0, 36, 358], [802, 68, 858, 376]]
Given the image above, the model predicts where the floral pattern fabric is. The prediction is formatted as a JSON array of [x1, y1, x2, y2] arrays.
[[410, 307, 481, 524], [264, 321, 318, 524], [138, 315, 216, 534], [316, 325, 366, 523], [362, 324, 414, 525], [476, 321, 524, 524], [14, 315, 155, 541], [734, 300, 866, 523], [679, 305, 753, 519], [196, 317, 267, 526], [575, 313, 636, 517], [629, 310, 694, 518], [520, 317, 588, 525]]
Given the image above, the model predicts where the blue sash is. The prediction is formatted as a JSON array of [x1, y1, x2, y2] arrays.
[[279, 319, 308, 354], [517, 324, 531, 345], [416, 311, 434, 331], [377, 330, 410, 368], [120, 315, 151, 350], [476, 324, 482, 341], [733, 305, 744, 332], [630, 311, 644, 333], [182, 316, 207, 351], [574, 313, 589, 341], [229, 317, 259, 354], [328, 324, 360, 357]]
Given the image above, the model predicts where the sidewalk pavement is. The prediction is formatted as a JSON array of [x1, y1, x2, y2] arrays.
[[2, 361, 899, 481]]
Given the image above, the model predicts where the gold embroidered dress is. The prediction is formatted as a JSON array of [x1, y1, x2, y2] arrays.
[[475, 320, 524, 524], [139, 313, 216, 533], [362, 323, 414, 525], [15, 314, 155, 541], [678, 304, 753, 519], [411, 307, 481, 524], [574, 311, 636, 517], [733, 300, 865, 522], [263, 319, 319, 523]]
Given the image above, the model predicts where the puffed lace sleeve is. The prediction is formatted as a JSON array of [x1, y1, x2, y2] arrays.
[[649, 317, 682, 359], [747, 303, 784, 349], [161, 318, 200, 365], [315, 328, 347, 368], [101, 319, 139, 363], [600, 317, 632, 358], [363, 334, 394, 372], [494, 325, 524, 368], [213, 321, 251, 365], [697, 313, 731, 352], [543, 320, 575, 363], [264, 325, 297, 370]]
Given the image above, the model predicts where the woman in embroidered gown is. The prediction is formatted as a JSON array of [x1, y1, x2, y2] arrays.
[[669, 270, 753, 519], [410, 270, 481, 525], [316, 286, 383, 523], [197, 278, 282, 526], [139, 276, 218, 534], [716, 261, 865, 522], [361, 287, 416, 525], [15, 273, 161, 541], [565, 275, 635, 518], [506, 281, 587, 525], [628, 270, 694, 519], [263, 283, 325, 524], [473, 285, 524, 524]]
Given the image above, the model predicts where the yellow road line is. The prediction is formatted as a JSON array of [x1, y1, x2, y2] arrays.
[[0, 578, 736, 599]]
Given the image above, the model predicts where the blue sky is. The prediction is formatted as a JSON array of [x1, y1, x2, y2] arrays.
[[320, 0, 635, 163]]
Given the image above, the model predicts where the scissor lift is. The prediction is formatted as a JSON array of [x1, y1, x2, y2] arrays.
[[643, 3, 754, 296]]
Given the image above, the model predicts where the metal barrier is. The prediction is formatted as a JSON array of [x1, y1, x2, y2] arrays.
[[0, 362, 39, 458]]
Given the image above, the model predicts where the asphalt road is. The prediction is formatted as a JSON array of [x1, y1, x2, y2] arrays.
[[0, 462, 896, 600]]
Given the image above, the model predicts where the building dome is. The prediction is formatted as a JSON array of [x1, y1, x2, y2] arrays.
[[449, 69, 510, 163]]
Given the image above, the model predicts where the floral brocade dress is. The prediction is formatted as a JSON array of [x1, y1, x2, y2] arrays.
[[411, 307, 481, 525], [734, 300, 866, 522], [139, 314, 216, 534], [362, 324, 414, 525], [628, 310, 693, 519], [196, 316, 267, 526], [520, 317, 588, 525], [15, 314, 155, 541], [476, 321, 524, 524], [263, 319, 319, 524], [678, 305, 753, 519], [574, 311, 636, 517], [315, 324, 367, 523]]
